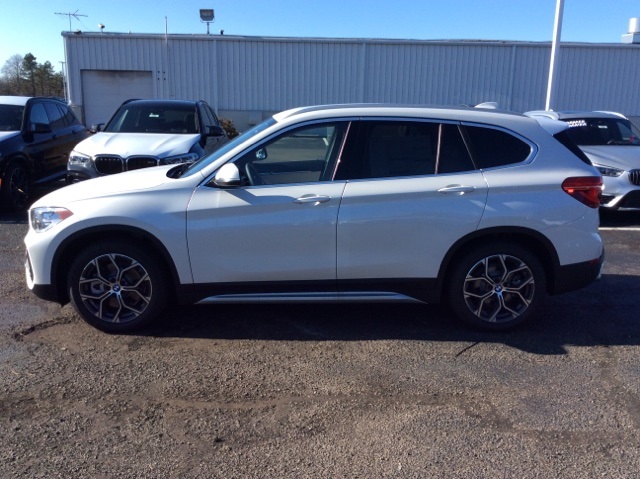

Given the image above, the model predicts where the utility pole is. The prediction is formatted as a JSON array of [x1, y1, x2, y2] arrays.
[[545, 0, 565, 111]]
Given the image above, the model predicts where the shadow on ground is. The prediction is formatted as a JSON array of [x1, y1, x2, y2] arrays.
[[132, 273, 640, 356]]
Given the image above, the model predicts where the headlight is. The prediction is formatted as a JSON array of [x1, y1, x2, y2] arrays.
[[160, 152, 199, 165], [69, 151, 91, 165], [30, 207, 73, 233], [595, 164, 624, 177]]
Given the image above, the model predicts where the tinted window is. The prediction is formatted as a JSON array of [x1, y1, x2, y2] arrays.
[[463, 125, 531, 168], [237, 122, 349, 185], [59, 104, 79, 126], [0, 104, 24, 131], [29, 103, 49, 129], [338, 121, 474, 180], [44, 102, 66, 131], [203, 105, 220, 127]]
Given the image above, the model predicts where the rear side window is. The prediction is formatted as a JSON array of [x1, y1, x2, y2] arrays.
[[463, 125, 532, 168], [338, 120, 474, 180]]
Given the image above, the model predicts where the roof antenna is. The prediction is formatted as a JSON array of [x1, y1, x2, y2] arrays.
[[55, 10, 88, 32]]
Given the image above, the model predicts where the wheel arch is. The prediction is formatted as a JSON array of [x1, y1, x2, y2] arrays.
[[51, 225, 181, 305], [437, 227, 561, 300]]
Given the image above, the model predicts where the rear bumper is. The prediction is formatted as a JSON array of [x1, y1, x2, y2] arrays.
[[551, 249, 604, 295]]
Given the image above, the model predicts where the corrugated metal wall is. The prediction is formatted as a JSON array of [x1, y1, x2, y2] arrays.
[[63, 32, 640, 124]]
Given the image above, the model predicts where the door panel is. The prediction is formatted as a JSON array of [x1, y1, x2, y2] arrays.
[[337, 172, 487, 280], [187, 182, 346, 284]]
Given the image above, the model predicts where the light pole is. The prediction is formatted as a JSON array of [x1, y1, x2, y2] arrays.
[[545, 0, 565, 111]]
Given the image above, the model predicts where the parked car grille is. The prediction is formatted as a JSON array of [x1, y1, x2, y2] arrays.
[[629, 169, 640, 186], [95, 155, 124, 175], [127, 156, 159, 170], [94, 155, 161, 175]]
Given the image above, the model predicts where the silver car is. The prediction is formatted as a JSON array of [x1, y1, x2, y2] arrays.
[[526, 110, 640, 210]]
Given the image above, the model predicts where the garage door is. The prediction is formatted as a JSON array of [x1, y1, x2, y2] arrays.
[[81, 70, 153, 127]]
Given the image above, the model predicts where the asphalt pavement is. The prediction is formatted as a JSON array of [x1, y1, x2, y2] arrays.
[[0, 206, 639, 478]]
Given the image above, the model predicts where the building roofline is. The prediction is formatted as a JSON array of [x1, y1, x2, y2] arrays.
[[61, 31, 640, 49]]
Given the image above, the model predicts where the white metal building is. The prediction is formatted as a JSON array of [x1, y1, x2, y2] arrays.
[[62, 31, 640, 130]]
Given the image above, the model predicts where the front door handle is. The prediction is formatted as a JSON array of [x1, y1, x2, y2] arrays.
[[294, 194, 331, 205], [437, 185, 476, 195]]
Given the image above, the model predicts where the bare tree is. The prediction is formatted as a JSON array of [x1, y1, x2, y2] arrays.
[[0, 54, 64, 97], [1, 54, 24, 94]]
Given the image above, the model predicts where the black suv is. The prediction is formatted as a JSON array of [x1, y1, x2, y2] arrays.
[[0, 96, 89, 210]]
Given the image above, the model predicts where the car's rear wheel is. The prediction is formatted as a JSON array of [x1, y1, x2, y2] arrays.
[[446, 243, 546, 331], [68, 241, 168, 333], [0, 162, 30, 211]]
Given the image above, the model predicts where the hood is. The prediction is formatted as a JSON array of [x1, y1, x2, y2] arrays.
[[73, 132, 201, 158], [31, 164, 178, 207], [0, 131, 20, 142], [580, 145, 640, 170]]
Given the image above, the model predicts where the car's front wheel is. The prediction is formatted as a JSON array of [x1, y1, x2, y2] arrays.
[[68, 241, 168, 333], [446, 243, 546, 331]]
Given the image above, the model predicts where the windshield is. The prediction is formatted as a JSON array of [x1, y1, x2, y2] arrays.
[[563, 117, 640, 146], [0, 104, 24, 131], [179, 117, 278, 178], [105, 103, 198, 134]]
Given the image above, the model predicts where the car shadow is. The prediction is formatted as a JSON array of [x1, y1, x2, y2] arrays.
[[600, 209, 640, 227], [143, 272, 639, 356]]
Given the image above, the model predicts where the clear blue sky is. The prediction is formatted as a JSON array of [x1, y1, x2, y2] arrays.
[[1, 0, 638, 73]]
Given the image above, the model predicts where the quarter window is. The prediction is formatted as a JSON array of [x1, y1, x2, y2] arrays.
[[463, 125, 532, 168]]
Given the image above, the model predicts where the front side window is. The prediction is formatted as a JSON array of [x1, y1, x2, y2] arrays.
[[236, 122, 349, 186], [44, 102, 66, 131], [29, 103, 49, 130]]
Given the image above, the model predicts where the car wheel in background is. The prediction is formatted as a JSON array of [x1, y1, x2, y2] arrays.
[[446, 242, 546, 331], [67, 241, 168, 333], [0, 162, 30, 211]]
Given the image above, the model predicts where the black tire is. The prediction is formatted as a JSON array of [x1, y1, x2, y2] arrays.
[[0, 162, 30, 211], [446, 242, 546, 331], [68, 241, 168, 333]]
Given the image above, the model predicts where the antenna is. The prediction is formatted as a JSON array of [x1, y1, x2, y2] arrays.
[[55, 10, 88, 31]]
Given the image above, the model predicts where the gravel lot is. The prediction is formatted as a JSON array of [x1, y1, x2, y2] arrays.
[[1, 210, 640, 478]]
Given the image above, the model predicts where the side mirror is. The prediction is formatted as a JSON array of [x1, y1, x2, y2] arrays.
[[205, 125, 226, 137], [212, 163, 241, 187]]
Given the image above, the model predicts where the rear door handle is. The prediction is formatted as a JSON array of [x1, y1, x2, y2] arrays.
[[294, 194, 331, 205], [437, 185, 476, 195]]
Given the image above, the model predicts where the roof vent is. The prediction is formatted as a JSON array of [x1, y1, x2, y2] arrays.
[[621, 18, 640, 43]]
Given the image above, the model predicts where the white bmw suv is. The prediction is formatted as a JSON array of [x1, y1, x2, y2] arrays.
[[25, 104, 604, 333]]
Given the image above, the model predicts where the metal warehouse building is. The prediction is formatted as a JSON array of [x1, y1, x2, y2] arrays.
[[62, 31, 640, 130]]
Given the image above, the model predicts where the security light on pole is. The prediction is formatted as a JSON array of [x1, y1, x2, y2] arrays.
[[200, 9, 215, 35]]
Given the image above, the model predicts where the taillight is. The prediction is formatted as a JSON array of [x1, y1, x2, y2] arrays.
[[561, 176, 603, 208]]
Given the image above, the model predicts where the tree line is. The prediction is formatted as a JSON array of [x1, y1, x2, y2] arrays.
[[0, 53, 65, 98]]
